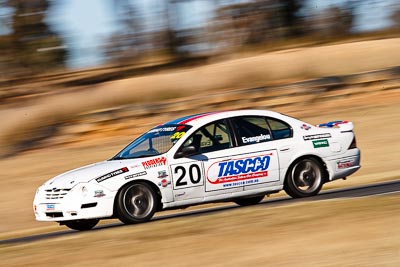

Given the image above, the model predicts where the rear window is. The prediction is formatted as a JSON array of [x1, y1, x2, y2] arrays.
[[231, 116, 272, 146]]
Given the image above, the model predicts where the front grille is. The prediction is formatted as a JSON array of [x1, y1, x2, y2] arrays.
[[44, 188, 71, 199]]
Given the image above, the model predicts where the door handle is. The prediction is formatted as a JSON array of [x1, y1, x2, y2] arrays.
[[279, 146, 291, 152]]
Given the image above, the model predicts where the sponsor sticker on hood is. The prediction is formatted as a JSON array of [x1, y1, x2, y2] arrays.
[[96, 167, 129, 183]]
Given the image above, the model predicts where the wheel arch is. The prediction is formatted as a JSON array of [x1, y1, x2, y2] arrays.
[[113, 179, 163, 217]]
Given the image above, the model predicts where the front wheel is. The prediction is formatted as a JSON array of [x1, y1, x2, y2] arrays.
[[116, 182, 158, 224], [284, 158, 325, 198], [63, 219, 99, 231]]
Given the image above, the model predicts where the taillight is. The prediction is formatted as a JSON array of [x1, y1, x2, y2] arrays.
[[349, 136, 357, 149]]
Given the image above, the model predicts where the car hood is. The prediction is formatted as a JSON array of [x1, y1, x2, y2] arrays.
[[43, 160, 139, 189]]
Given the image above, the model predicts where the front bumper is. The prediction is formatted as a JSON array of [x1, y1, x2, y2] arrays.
[[33, 183, 116, 222]]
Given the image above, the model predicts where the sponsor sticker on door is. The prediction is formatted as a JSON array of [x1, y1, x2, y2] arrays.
[[207, 154, 272, 185]]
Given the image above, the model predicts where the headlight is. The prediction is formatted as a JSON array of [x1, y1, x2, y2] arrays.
[[35, 185, 43, 195], [81, 186, 88, 197], [71, 182, 109, 199]]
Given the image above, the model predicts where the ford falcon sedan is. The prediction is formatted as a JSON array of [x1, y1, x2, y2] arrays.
[[33, 110, 361, 230]]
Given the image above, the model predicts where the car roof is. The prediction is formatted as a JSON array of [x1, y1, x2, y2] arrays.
[[162, 109, 293, 127]]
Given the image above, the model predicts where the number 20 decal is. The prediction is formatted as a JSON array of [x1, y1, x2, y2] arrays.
[[174, 164, 202, 187]]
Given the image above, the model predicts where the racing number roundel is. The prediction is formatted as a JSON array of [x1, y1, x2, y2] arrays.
[[172, 162, 203, 189]]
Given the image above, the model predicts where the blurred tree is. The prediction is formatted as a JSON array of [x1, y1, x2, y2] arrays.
[[105, 0, 142, 64], [308, 4, 354, 38], [164, 0, 191, 60], [106, 0, 189, 64], [279, 0, 305, 37], [0, 0, 12, 31], [391, 8, 400, 29], [1, 0, 66, 74], [213, 0, 306, 47]]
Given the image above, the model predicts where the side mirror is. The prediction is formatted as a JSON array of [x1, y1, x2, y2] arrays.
[[175, 146, 197, 158]]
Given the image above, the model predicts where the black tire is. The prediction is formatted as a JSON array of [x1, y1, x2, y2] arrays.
[[284, 158, 325, 198], [64, 219, 99, 231], [234, 195, 264, 206], [116, 182, 158, 224]]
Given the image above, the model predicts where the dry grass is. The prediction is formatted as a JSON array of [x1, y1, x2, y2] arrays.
[[1, 195, 399, 267]]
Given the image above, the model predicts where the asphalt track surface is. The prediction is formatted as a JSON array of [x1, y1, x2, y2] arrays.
[[1, 179, 399, 246]]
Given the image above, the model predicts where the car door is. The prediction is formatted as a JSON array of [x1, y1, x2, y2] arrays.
[[172, 119, 243, 200], [227, 116, 281, 191], [169, 153, 205, 201]]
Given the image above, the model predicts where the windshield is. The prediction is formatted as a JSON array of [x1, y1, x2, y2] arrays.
[[112, 124, 192, 160]]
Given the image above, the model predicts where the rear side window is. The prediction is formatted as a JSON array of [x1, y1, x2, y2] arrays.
[[267, 118, 292, 140], [232, 116, 272, 146]]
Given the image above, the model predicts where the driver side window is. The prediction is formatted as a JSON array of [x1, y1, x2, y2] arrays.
[[182, 119, 233, 154]]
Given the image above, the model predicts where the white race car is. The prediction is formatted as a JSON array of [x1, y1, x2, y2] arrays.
[[33, 110, 361, 230]]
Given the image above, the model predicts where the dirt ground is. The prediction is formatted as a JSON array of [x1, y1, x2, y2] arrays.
[[1, 194, 399, 267]]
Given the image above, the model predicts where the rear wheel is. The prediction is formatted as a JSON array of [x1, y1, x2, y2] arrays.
[[284, 158, 324, 198], [234, 195, 264, 206], [63, 219, 99, 231], [116, 182, 158, 224]]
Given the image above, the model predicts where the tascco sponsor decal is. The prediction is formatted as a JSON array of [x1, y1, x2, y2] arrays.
[[96, 167, 129, 183], [242, 134, 271, 144], [303, 133, 332, 141], [142, 157, 167, 169], [207, 154, 272, 184], [125, 171, 147, 180], [312, 139, 329, 148]]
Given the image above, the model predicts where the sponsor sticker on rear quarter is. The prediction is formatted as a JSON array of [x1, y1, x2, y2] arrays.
[[337, 159, 356, 170], [312, 139, 329, 148], [303, 133, 332, 141]]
